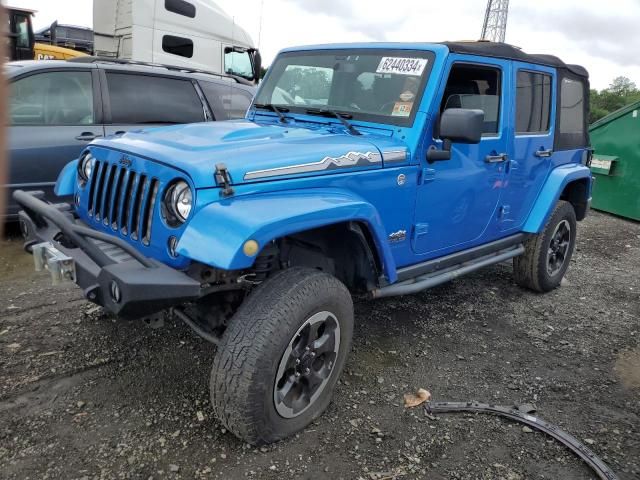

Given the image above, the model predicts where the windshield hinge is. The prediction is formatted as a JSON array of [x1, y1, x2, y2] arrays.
[[215, 163, 235, 197]]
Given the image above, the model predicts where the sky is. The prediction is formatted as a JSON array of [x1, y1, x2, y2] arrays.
[[6, 0, 640, 90]]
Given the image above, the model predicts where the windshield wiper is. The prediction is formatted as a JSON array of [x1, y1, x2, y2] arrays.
[[305, 108, 362, 136], [253, 103, 289, 123]]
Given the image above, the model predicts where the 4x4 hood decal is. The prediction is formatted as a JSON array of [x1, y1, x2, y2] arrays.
[[92, 120, 407, 189]]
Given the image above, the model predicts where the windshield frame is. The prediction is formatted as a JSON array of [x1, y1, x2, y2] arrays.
[[255, 48, 435, 128]]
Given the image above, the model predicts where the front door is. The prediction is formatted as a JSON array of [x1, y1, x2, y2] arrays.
[[412, 57, 510, 257], [6, 69, 103, 216], [499, 63, 556, 231]]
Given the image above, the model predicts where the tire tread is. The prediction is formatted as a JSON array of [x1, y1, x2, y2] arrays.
[[210, 267, 353, 445], [513, 200, 576, 293]]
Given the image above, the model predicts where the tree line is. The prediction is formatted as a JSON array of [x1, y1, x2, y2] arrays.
[[591, 76, 640, 123]]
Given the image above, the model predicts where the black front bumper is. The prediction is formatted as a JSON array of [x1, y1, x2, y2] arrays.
[[14, 190, 203, 320]]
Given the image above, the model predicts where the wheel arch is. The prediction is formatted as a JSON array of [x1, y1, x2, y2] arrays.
[[522, 164, 592, 233], [177, 188, 398, 284], [54, 159, 80, 196], [559, 177, 591, 221], [275, 220, 383, 292]]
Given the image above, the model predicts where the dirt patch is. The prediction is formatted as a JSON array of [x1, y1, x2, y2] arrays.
[[0, 212, 639, 479], [615, 348, 640, 389], [0, 231, 34, 282]]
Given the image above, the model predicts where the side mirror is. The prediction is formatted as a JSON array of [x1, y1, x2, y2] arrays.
[[427, 109, 484, 163], [250, 49, 262, 84]]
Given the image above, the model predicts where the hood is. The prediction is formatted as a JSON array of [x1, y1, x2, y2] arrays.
[[92, 120, 409, 189]]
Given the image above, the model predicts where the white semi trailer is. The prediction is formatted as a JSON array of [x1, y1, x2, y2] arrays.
[[94, 0, 261, 83]]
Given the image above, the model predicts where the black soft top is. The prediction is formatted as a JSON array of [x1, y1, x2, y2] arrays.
[[442, 41, 588, 78]]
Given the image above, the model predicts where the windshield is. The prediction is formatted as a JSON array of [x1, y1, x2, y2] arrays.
[[255, 49, 434, 126]]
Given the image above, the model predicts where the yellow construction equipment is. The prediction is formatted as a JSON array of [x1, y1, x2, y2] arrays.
[[33, 42, 88, 60], [7, 6, 87, 61]]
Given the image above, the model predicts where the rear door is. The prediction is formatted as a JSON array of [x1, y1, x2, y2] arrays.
[[101, 71, 208, 136], [6, 68, 103, 215], [499, 63, 556, 231], [199, 80, 254, 120]]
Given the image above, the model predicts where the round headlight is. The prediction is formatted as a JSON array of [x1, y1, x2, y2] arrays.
[[78, 153, 94, 183], [164, 180, 193, 225]]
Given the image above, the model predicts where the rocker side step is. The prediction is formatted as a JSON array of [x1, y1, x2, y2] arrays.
[[371, 244, 524, 298]]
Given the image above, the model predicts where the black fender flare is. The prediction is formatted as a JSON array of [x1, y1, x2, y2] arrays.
[[426, 401, 618, 480]]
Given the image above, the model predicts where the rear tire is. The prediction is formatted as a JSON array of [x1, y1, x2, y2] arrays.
[[513, 200, 577, 292], [210, 267, 353, 445]]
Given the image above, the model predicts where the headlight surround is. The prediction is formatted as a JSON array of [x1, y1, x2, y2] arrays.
[[77, 152, 94, 184], [163, 180, 193, 226]]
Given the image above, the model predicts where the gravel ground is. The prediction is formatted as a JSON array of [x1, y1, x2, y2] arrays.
[[0, 210, 638, 480]]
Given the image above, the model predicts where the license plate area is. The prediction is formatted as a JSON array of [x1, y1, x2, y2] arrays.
[[32, 242, 77, 285]]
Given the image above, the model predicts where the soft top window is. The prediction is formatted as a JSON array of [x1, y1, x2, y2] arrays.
[[516, 71, 552, 134], [555, 72, 589, 150]]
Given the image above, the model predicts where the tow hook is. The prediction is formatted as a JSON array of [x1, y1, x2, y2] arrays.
[[215, 163, 234, 197]]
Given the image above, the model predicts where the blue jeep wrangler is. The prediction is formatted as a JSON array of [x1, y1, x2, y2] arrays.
[[15, 41, 592, 445]]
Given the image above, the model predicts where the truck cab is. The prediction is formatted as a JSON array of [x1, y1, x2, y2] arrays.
[[15, 41, 592, 446], [93, 0, 262, 83]]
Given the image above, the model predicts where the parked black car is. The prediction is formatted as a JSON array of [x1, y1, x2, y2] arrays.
[[4, 58, 256, 218], [34, 22, 94, 55]]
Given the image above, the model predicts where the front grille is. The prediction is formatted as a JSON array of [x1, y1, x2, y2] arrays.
[[88, 160, 159, 246]]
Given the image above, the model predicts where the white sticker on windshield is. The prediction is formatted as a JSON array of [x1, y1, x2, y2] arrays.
[[376, 57, 428, 76]]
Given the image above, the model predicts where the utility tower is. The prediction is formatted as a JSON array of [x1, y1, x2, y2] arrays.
[[481, 0, 509, 43]]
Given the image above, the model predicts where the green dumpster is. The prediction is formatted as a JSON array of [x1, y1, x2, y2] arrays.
[[589, 101, 640, 221]]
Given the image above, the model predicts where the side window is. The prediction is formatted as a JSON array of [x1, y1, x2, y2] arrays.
[[55, 26, 68, 39], [224, 49, 254, 80], [559, 78, 585, 137], [516, 71, 552, 134], [10, 71, 94, 126], [67, 27, 91, 42], [440, 64, 501, 135], [106, 73, 205, 124], [165, 0, 196, 18], [162, 35, 194, 58], [200, 81, 253, 120], [15, 15, 31, 48], [79, 29, 94, 42]]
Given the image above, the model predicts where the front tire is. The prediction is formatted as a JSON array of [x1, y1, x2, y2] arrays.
[[210, 267, 353, 445], [513, 200, 577, 292]]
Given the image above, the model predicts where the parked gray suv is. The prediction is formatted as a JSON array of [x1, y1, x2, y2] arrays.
[[4, 58, 256, 218]]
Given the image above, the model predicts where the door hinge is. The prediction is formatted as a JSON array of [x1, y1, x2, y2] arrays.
[[413, 223, 430, 241], [419, 167, 436, 185]]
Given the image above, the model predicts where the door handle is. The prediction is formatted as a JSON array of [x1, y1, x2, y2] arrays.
[[75, 132, 100, 142], [485, 153, 508, 163], [534, 149, 554, 158]]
